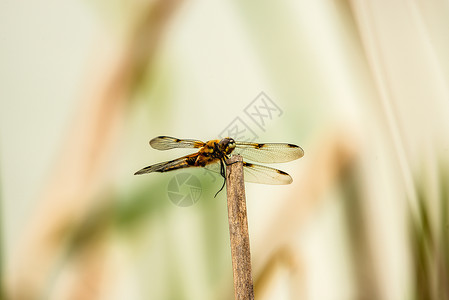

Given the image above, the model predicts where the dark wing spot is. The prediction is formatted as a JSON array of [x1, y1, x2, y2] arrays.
[[287, 144, 298, 148], [276, 169, 289, 175], [243, 162, 253, 167], [175, 138, 180, 142], [254, 144, 263, 149]]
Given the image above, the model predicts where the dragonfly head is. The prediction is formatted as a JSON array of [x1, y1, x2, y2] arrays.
[[218, 137, 236, 155]]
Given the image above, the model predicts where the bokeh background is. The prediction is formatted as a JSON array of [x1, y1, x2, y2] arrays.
[[1, 0, 449, 299]]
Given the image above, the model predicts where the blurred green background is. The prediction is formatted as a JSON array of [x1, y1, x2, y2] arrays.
[[1, 0, 449, 299]]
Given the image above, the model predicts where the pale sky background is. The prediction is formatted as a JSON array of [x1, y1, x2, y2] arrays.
[[0, 0, 98, 254]]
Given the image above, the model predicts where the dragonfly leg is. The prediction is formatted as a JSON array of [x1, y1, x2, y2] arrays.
[[214, 158, 227, 197]]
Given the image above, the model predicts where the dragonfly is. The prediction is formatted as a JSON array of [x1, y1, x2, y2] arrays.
[[134, 136, 304, 196]]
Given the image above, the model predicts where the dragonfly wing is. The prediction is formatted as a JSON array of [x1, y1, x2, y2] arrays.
[[233, 142, 304, 163], [243, 162, 293, 185], [202, 160, 293, 184], [150, 136, 205, 150], [203, 160, 222, 174], [204, 160, 293, 184], [134, 154, 197, 175]]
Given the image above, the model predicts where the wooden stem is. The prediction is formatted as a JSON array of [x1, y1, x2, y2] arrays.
[[226, 155, 255, 300]]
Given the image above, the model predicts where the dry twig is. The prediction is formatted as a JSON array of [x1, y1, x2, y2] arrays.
[[226, 155, 255, 300]]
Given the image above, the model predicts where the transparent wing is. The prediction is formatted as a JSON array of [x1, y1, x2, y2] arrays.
[[242, 162, 293, 185], [188, 160, 293, 185], [203, 160, 222, 174], [149, 136, 205, 150], [233, 141, 304, 163]]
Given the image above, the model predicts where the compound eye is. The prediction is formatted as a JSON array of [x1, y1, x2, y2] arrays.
[[228, 139, 236, 151]]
